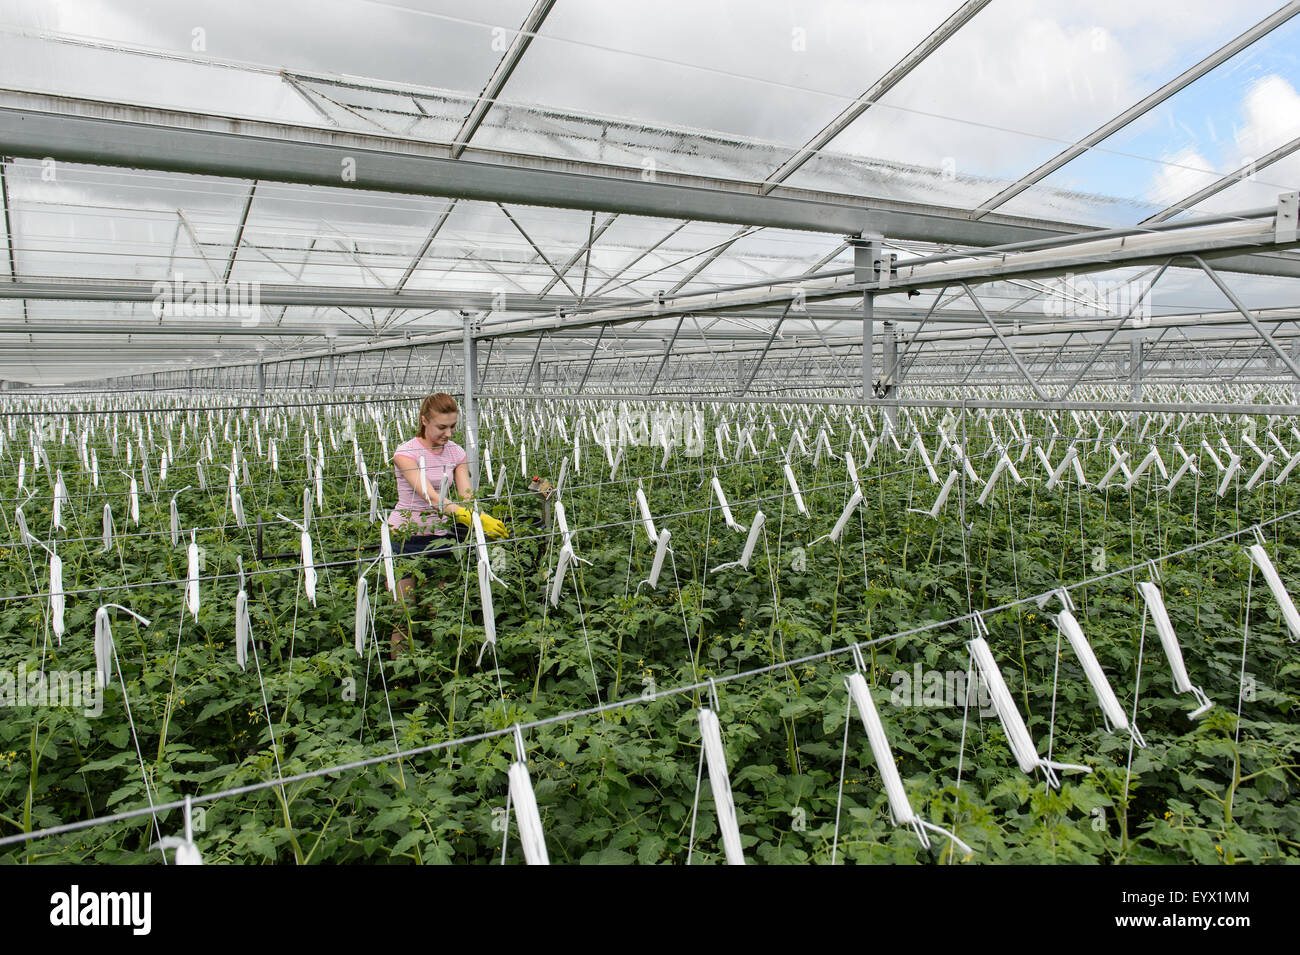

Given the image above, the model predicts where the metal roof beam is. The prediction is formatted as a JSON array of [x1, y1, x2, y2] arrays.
[[760, 0, 991, 193], [972, 2, 1300, 218], [452, 0, 557, 158], [0, 94, 1082, 245]]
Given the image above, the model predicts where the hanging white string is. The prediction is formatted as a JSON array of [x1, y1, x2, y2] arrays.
[[94, 603, 152, 689], [1246, 535, 1300, 642], [968, 626, 1090, 790], [185, 531, 200, 620], [507, 727, 550, 865], [697, 703, 745, 865], [1137, 580, 1214, 718], [844, 648, 973, 857]]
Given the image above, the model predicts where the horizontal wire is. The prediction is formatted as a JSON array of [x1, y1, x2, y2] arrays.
[[1, 503, 1290, 853]]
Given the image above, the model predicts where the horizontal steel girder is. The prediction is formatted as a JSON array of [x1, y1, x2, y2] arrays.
[[0, 92, 1136, 245]]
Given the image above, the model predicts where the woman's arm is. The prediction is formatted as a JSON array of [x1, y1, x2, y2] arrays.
[[453, 461, 472, 500], [394, 453, 457, 512]]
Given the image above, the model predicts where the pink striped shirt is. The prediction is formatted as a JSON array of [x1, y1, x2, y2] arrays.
[[388, 436, 467, 534]]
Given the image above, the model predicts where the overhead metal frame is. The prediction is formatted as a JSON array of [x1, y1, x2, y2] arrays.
[[4, 3, 1300, 395]]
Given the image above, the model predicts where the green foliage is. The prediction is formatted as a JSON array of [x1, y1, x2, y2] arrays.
[[1, 403, 1298, 864]]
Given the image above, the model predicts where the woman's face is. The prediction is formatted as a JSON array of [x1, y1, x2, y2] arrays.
[[422, 411, 458, 447]]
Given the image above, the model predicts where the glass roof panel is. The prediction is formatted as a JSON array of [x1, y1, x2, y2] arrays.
[[6, 159, 251, 282], [783, 0, 1285, 210], [998, 12, 1300, 226], [470, 0, 964, 178], [0, 0, 533, 121]]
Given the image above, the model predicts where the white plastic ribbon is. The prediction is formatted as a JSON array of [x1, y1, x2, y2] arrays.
[[169, 487, 191, 547], [710, 511, 765, 574], [1216, 452, 1242, 498], [380, 522, 395, 594], [697, 707, 745, 865], [301, 530, 317, 607], [635, 484, 658, 542], [711, 475, 747, 532], [1247, 543, 1300, 642], [235, 587, 251, 671], [1055, 606, 1143, 746], [913, 435, 940, 484], [845, 669, 973, 856], [355, 575, 370, 657], [1137, 581, 1213, 718], [908, 470, 958, 520], [637, 529, 673, 591], [1166, 443, 1199, 492], [51, 470, 64, 530], [811, 488, 863, 546], [783, 462, 808, 516], [968, 634, 1090, 789], [50, 550, 65, 645], [507, 760, 550, 865], [186, 531, 200, 620], [101, 503, 113, 553], [94, 603, 151, 689]]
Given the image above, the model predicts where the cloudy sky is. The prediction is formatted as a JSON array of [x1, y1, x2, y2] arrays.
[[2, 0, 1299, 216]]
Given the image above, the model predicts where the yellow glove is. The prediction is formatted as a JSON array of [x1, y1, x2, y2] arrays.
[[479, 512, 510, 540], [452, 507, 510, 539]]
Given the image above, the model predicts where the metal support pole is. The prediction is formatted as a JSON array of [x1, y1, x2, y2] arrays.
[[522, 332, 545, 393], [1293, 337, 1299, 404], [462, 314, 480, 489], [881, 320, 898, 428], [577, 324, 605, 394], [1130, 337, 1144, 425], [648, 314, 686, 394], [862, 292, 874, 399], [853, 235, 884, 399]]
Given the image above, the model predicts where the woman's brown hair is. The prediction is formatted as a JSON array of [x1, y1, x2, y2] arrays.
[[416, 393, 459, 438]]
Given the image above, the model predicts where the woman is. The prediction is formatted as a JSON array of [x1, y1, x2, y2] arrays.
[[388, 393, 507, 657]]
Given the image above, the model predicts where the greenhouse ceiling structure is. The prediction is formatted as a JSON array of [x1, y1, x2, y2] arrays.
[[1, 0, 1299, 404]]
